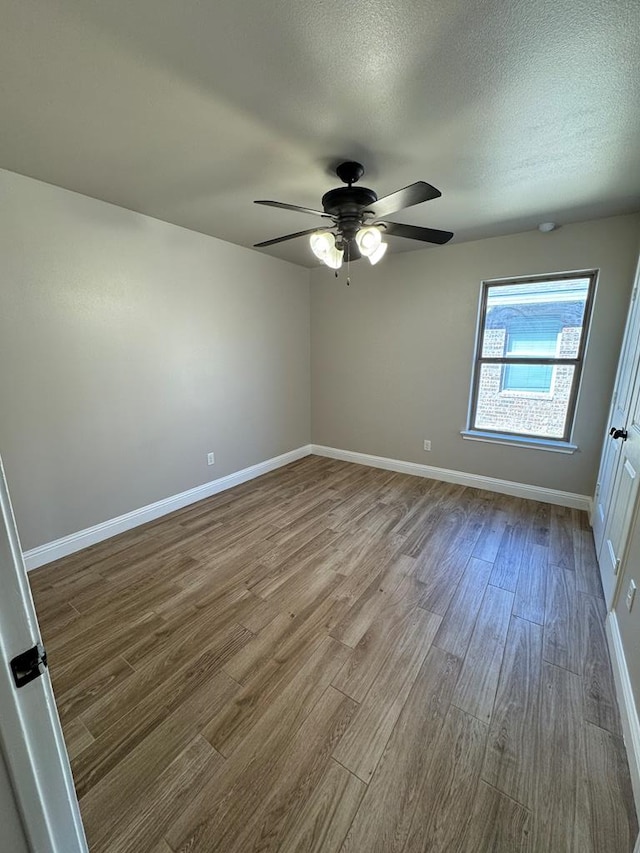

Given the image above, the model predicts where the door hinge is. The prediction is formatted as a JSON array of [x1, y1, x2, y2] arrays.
[[615, 557, 621, 576], [10, 643, 48, 688]]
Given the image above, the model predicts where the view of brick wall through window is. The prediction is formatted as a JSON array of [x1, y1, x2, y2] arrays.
[[475, 326, 580, 437], [470, 276, 592, 440]]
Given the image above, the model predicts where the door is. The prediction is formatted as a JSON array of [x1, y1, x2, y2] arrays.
[[0, 456, 88, 852], [599, 384, 640, 606], [593, 257, 640, 603], [0, 747, 29, 853]]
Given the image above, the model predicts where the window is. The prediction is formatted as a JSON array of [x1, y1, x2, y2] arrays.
[[466, 271, 597, 445], [501, 329, 558, 393]]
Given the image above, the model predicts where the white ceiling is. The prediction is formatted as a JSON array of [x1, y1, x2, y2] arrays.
[[1, 0, 639, 268]]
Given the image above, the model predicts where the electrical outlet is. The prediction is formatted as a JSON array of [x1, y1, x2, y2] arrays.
[[423, 440, 431, 452], [626, 579, 637, 612], [207, 452, 215, 466]]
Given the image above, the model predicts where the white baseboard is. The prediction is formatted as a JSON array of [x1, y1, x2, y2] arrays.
[[606, 612, 640, 822], [311, 445, 591, 511], [24, 445, 313, 571], [25, 442, 591, 572]]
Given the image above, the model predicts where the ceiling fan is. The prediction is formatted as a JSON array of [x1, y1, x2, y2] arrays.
[[253, 161, 454, 270]]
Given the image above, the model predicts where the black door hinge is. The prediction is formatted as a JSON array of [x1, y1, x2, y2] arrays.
[[10, 643, 48, 688]]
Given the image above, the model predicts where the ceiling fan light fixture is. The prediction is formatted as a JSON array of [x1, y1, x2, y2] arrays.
[[323, 245, 344, 269], [368, 241, 388, 265], [355, 225, 382, 257], [310, 231, 335, 260], [255, 162, 454, 269]]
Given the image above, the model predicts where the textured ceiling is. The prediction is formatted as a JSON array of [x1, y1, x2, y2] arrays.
[[1, 0, 639, 268]]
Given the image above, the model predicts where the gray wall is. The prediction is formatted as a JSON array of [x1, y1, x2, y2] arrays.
[[0, 169, 311, 550], [311, 213, 640, 497]]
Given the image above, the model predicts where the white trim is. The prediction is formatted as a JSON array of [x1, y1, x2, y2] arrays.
[[606, 611, 640, 827], [24, 446, 312, 571], [311, 444, 590, 510], [460, 430, 578, 454], [24, 442, 591, 572]]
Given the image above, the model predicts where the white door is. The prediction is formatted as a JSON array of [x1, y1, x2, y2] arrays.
[[593, 258, 640, 602], [0, 456, 88, 852], [599, 385, 640, 606]]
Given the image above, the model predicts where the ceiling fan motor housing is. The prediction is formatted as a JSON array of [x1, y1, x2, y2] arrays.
[[320, 161, 378, 244], [322, 186, 378, 243]]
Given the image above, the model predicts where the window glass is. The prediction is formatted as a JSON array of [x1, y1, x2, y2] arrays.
[[480, 279, 589, 359], [470, 273, 595, 442], [503, 363, 553, 393], [474, 363, 576, 438], [502, 330, 557, 392]]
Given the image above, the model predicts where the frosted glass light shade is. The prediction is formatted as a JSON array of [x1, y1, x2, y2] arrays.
[[310, 231, 335, 260], [355, 226, 382, 257], [324, 245, 344, 269], [368, 241, 388, 265]]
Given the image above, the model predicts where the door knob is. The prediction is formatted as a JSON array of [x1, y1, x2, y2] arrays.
[[610, 427, 628, 441]]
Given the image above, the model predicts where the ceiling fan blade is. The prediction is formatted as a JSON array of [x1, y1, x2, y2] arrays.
[[366, 182, 441, 218], [383, 221, 454, 245], [254, 200, 332, 218], [254, 227, 323, 248]]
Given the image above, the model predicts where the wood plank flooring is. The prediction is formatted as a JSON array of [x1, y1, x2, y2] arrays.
[[29, 455, 638, 852]]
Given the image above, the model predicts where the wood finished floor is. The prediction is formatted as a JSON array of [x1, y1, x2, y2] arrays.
[[30, 456, 638, 853]]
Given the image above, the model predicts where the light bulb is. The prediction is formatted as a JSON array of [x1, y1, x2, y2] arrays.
[[368, 241, 388, 265], [324, 245, 344, 269], [310, 231, 335, 260], [355, 225, 382, 257]]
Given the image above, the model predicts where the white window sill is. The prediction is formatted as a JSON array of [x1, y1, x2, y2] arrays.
[[460, 430, 578, 454]]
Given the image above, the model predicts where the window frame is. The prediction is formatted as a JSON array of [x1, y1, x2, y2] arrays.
[[466, 270, 598, 445]]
